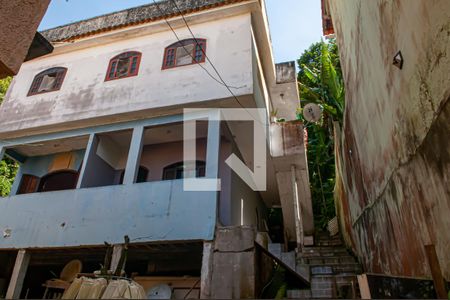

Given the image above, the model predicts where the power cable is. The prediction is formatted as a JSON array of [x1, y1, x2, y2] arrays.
[[153, 0, 266, 126]]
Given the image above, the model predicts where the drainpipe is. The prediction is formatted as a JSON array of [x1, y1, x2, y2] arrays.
[[291, 165, 304, 251]]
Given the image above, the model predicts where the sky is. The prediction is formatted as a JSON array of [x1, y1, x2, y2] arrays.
[[38, 0, 323, 64]]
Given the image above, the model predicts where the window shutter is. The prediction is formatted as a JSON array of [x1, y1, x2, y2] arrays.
[[106, 52, 141, 80], [195, 42, 204, 62], [130, 56, 138, 75], [17, 175, 40, 195], [54, 69, 66, 89], [108, 61, 117, 80], [29, 76, 43, 95]]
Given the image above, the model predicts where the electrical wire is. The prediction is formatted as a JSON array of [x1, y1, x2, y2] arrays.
[[152, 0, 244, 90], [152, 0, 266, 126]]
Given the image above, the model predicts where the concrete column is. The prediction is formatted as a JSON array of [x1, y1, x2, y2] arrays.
[[6, 249, 30, 299], [291, 165, 303, 250], [123, 126, 144, 185], [76, 134, 98, 189], [205, 117, 221, 179], [9, 167, 22, 196]]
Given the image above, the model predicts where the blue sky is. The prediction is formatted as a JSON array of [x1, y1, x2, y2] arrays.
[[39, 0, 323, 63]]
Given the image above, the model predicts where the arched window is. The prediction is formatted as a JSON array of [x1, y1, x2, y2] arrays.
[[162, 161, 206, 180], [119, 166, 149, 184], [28, 67, 67, 96], [162, 39, 206, 69], [37, 170, 79, 193], [105, 51, 142, 81]]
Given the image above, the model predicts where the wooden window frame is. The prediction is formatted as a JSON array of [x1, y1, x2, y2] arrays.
[[37, 170, 79, 193], [27, 67, 67, 96], [162, 39, 207, 70], [105, 51, 142, 81], [162, 160, 206, 180], [17, 174, 40, 195]]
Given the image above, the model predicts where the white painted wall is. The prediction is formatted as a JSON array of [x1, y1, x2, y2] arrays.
[[0, 14, 254, 136]]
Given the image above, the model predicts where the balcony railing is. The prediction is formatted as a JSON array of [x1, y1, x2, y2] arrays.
[[0, 179, 216, 249]]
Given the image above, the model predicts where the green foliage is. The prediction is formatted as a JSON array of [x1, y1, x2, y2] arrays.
[[0, 157, 18, 197], [0, 77, 12, 105], [0, 77, 18, 197], [297, 39, 344, 229]]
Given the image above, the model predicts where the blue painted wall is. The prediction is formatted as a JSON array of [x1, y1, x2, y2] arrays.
[[10, 150, 85, 195], [20, 150, 85, 177], [0, 179, 216, 248]]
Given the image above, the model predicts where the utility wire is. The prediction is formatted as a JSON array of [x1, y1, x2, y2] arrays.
[[152, 0, 244, 90], [168, 0, 258, 114], [153, 0, 266, 126], [169, 0, 248, 94]]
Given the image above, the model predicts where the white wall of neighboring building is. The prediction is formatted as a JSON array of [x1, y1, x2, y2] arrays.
[[0, 13, 254, 137]]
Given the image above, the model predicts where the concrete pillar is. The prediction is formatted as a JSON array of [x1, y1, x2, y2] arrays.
[[205, 117, 221, 179], [6, 249, 30, 299], [182, 109, 221, 191], [296, 168, 314, 236], [9, 167, 22, 196], [76, 133, 98, 189], [291, 165, 303, 250], [206, 227, 256, 299], [123, 126, 144, 185]]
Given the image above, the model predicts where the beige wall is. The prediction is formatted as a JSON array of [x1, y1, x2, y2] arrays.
[[0, 14, 253, 138], [330, 0, 450, 280], [0, 0, 50, 77], [140, 139, 207, 182]]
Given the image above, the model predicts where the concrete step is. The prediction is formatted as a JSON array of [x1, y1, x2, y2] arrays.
[[315, 239, 343, 246], [300, 246, 349, 255], [310, 263, 362, 275], [287, 289, 312, 299], [298, 255, 357, 265], [311, 287, 337, 298]]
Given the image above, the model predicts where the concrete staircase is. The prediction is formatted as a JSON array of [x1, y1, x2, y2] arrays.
[[269, 233, 362, 299]]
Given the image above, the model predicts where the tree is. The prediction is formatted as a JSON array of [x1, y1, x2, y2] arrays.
[[0, 77, 18, 197], [297, 39, 345, 229], [0, 77, 12, 105]]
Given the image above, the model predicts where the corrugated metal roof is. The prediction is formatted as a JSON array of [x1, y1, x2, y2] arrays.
[[41, 0, 246, 42]]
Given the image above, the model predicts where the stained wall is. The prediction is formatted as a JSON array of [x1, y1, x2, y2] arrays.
[[329, 0, 450, 280]]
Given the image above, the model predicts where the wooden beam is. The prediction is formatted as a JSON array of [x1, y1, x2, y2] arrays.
[[200, 242, 213, 299], [109, 245, 124, 273], [6, 250, 30, 299], [424, 244, 447, 299], [357, 274, 371, 299]]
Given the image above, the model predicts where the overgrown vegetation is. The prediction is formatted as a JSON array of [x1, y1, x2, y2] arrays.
[[297, 39, 345, 229], [0, 77, 18, 197]]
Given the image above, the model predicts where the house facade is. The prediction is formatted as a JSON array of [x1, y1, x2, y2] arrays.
[[0, 0, 313, 298]]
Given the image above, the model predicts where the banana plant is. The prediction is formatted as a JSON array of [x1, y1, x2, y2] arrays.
[[299, 40, 345, 125], [297, 40, 345, 229]]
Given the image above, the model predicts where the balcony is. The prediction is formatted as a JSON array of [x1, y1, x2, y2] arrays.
[[0, 180, 216, 248], [0, 115, 221, 249]]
